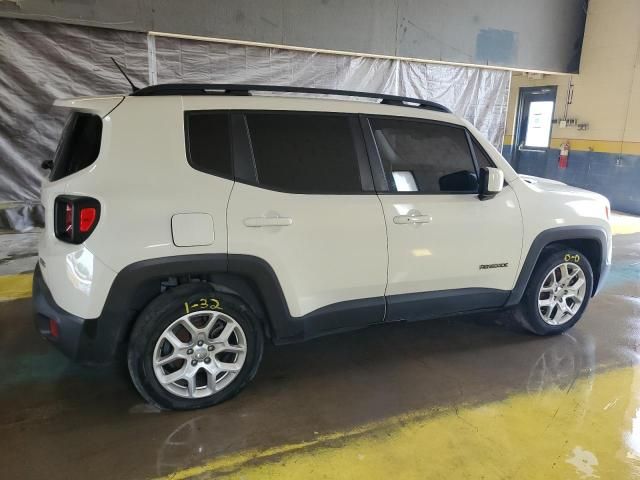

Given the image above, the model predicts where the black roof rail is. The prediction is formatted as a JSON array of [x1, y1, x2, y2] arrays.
[[131, 83, 452, 113]]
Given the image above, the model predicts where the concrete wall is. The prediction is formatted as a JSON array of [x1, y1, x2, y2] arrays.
[[0, 0, 587, 73], [502, 0, 640, 214]]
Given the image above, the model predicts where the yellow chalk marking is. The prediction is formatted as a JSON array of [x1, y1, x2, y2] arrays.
[[156, 366, 640, 479], [0, 273, 33, 301]]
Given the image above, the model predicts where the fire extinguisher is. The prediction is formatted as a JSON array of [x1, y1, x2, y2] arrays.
[[558, 141, 570, 169]]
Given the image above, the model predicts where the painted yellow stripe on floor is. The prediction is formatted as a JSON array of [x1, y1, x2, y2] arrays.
[[611, 214, 640, 236], [157, 366, 640, 480], [0, 273, 33, 301]]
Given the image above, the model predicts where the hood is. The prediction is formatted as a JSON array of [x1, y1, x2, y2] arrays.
[[519, 174, 567, 187], [519, 174, 609, 203]]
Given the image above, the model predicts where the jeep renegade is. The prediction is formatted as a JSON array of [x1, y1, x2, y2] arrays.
[[34, 84, 612, 410]]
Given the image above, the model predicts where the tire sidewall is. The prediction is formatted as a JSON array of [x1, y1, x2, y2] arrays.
[[523, 249, 593, 335], [128, 284, 263, 410]]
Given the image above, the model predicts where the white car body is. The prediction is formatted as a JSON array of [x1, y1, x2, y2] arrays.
[[34, 86, 612, 366]]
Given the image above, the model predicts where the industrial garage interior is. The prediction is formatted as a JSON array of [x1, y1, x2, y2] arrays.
[[1, 0, 639, 478]]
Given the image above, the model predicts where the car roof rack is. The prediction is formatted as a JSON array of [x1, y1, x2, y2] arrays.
[[131, 83, 452, 113]]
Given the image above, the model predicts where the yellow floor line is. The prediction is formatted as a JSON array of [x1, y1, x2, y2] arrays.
[[611, 217, 640, 235], [156, 366, 640, 480], [0, 273, 33, 301]]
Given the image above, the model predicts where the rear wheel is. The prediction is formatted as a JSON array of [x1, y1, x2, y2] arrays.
[[128, 284, 264, 410], [515, 248, 593, 335]]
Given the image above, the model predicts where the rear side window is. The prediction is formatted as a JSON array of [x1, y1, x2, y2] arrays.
[[51, 113, 102, 181], [369, 117, 478, 194], [185, 112, 232, 178], [245, 113, 363, 194]]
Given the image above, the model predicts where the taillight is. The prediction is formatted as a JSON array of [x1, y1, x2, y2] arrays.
[[54, 196, 101, 244], [49, 318, 60, 338], [605, 205, 610, 221], [79, 207, 97, 232]]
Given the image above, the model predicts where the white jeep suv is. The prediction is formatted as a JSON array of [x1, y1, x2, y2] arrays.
[[33, 84, 612, 410]]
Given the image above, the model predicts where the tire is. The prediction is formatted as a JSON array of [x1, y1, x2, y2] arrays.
[[127, 283, 264, 410], [514, 247, 593, 335]]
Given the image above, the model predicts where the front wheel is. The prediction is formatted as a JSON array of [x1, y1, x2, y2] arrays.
[[515, 248, 593, 335], [128, 284, 264, 410]]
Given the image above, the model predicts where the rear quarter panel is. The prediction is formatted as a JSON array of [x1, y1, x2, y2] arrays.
[[76, 96, 234, 272]]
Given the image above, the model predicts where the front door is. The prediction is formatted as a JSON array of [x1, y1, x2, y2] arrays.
[[227, 111, 388, 331], [512, 86, 557, 174], [365, 115, 523, 321]]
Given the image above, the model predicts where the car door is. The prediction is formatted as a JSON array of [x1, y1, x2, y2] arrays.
[[364, 115, 523, 321], [227, 111, 388, 336]]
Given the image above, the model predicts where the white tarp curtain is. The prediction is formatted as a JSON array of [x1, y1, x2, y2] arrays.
[[154, 37, 510, 150], [0, 17, 509, 212]]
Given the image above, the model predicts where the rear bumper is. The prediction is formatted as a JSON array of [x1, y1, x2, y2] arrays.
[[33, 265, 118, 365]]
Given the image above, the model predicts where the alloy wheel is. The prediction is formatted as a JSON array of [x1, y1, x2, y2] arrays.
[[152, 311, 247, 398], [537, 262, 587, 326]]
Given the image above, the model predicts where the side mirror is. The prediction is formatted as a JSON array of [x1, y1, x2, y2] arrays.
[[41, 160, 53, 170], [478, 167, 504, 200]]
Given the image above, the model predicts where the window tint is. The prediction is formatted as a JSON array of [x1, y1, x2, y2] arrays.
[[51, 113, 102, 181], [185, 112, 232, 178], [369, 118, 478, 194], [471, 139, 495, 169], [246, 113, 363, 193]]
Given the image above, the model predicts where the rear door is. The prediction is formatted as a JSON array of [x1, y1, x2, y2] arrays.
[[227, 111, 388, 330], [364, 115, 523, 321]]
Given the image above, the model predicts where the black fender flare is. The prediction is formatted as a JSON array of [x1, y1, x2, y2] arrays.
[[505, 226, 610, 307], [103, 253, 384, 358]]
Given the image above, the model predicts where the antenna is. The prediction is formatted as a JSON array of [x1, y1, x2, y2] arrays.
[[111, 57, 139, 93]]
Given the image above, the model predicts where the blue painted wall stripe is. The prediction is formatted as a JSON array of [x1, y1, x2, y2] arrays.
[[501, 147, 640, 216]]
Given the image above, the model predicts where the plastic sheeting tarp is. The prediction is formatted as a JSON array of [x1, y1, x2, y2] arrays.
[[0, 18, 148, 206], [154, 37, 510, 148], [0, 18, 509, 229]]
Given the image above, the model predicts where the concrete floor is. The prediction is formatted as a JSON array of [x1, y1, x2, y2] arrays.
[[0, 232, 638, 479]]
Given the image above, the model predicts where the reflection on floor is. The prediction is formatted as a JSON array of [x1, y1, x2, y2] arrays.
[[0, 231, 638, 480], [163, 366, 640, 480]]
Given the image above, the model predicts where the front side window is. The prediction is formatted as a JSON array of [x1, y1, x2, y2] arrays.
[[369, 118, 478, 194], [245, 113, 363, 194], [471, 139, 496, 169]]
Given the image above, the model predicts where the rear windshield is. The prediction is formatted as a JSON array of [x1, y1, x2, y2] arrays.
[[50, 112, 102, 181]]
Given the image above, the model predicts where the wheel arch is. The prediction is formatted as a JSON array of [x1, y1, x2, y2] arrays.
[[505, 226, 610, 307], [100, 254, 295, 362]]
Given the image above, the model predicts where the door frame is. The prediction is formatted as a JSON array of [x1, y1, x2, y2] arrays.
[[512, 85, 558, 171]]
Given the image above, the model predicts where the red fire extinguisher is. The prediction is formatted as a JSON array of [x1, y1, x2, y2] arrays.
[[558, 141, 570, 169]]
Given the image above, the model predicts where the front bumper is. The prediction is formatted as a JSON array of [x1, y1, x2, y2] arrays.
[[33, 265, 117, 365]]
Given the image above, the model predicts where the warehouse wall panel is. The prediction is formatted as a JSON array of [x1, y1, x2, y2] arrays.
[[0, 18, 510, 230], [501, 0, 640, 215], [0, 0, 588, 73]]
